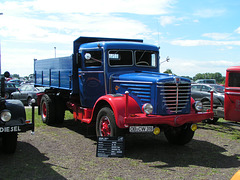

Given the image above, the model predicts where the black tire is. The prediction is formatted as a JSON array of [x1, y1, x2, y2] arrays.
[[96, 107, 119, 137], [55, 97, 65, 124], [206, 117, 219, 124], [2, 133, 18, 154], [40, 94, 55, 125], [164, 124, 195, 145]]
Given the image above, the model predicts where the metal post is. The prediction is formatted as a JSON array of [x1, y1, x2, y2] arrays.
[[54, 47, 56, 58], [0, 13, 3, 75], [210, 90, 213, 112], [125, 91, 129, 117]]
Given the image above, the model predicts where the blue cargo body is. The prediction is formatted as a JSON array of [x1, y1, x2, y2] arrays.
[[35, 56, 73, 90]]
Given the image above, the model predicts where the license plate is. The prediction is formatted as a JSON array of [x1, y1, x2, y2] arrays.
[[129, 126, 154, 133], [0, 126, 21, 133]]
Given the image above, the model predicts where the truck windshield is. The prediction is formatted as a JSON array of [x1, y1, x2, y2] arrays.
[[108, 50, 133, 66], [108, 50, 157, 67], [135, 50, 156, 67]]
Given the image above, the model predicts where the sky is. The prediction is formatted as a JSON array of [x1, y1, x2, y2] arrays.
[[0, 0, 240, 78]]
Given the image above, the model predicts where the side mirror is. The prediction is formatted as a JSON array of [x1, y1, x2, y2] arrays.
[[166, 56, 170, 62]]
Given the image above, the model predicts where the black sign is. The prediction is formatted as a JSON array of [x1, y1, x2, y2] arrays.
[[96, 136, 125, 158]]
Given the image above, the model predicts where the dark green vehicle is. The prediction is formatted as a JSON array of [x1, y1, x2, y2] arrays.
[[0, 72, 34, 153]]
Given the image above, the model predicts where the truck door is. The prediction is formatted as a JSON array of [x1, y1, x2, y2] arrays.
[[78, 50, 105, 107], [224, 69, 240, 122]]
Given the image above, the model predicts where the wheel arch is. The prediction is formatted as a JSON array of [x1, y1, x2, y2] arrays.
[[92, 94, 141, 128]]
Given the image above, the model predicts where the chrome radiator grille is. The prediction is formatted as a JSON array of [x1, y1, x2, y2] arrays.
[[158, 83, 191, 114]]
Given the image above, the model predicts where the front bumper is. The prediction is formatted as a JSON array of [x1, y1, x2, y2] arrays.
[[0, 122, 34, 133], [0, 104, 35, 134], [124, 111, 214, 127]]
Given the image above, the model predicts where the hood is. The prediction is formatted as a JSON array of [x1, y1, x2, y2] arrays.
[[111, 71, 191, 84], [111, 71, 191, 115]]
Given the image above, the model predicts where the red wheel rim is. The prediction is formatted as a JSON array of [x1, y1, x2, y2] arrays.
[[100, 116, 111, 136], [42, 102, 47, 118]]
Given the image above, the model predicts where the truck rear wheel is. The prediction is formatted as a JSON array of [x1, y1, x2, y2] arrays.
[[2, 133, 18, 154], [96, 107, 119, 137], [164, 124, 195, 145], [40, 94, 55, 125]]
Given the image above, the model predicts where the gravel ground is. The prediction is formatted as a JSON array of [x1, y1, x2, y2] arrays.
[[0, 120, 239, 180]]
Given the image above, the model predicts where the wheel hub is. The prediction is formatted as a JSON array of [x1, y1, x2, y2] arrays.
[[100, 116, 111, 136], [42, 103, 47, 118]]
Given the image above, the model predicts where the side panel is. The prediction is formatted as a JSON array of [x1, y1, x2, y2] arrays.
[[34, 56, 73, 90]]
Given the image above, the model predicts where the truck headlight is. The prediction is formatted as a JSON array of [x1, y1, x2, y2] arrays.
[[1, 110, 11, 122], [194, 101, 203, 112], [142, 103, 153, 115]]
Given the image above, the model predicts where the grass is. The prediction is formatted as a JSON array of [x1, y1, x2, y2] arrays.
[[200, 118, 240, 141], [25, 107, 73, 128]]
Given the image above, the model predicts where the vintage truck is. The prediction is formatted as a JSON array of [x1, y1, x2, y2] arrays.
[[34, 36, 214, 145], [224, 66, 240, 122], [0, 71, 34, 153]]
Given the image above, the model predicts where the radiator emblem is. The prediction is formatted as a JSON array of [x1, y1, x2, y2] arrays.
[[174, 77, 181, 84]]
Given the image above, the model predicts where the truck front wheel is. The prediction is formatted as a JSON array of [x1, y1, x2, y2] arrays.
[[40, 94, 55, 125], [96, 107, 119, 137], [2, 133, 18, 153], [164, 124, 195, 145]]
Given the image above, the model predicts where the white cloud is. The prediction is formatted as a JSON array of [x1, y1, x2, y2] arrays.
[[194, 8, 226, 18], [202, 33, 232, 40], [159, 16, 185, 27], [1, 0, 175, 16], [235, 27, 240, 34], [33, 0, 175, 15], [170, 39, 240, 46]]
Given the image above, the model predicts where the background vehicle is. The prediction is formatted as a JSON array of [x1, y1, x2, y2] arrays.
[[11, 84, 46, 106], [0, 72, 34, 153], [191, 84, 224, 123], [8, 79, 23, 88], [34, 36, 213, 145], [195, 79, 217, 84], [224, 66, 240, 122], [0, 82, 18, 99]]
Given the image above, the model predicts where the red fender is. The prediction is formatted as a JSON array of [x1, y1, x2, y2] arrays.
[[190, 97, 196, 113], [94, 94, 141, 128]]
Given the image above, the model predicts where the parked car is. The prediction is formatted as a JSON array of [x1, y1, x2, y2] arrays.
[[195, 79, 217, 84], [8, 79, 23, 88], [0, 82, 18, 99], [11, 84, 46, 106], [191, 84, 225, 123]]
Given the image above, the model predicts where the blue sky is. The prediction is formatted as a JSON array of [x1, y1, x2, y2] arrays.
[[0, 0, 240, 77]]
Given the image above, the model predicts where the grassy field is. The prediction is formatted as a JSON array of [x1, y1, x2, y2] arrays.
[[25, 107, 73, 127], [0, 108, 239, 179], [25, 108, 240, 140]]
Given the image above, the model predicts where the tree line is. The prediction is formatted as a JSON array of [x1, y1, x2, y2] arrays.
[[163, 69, 225, 84]]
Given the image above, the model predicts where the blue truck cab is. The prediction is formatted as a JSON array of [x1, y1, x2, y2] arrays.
[[34, 36, 214, 145]]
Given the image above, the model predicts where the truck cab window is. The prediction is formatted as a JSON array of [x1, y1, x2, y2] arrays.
[[229, 73, 240, 87], [136, 50, 156, 67], [109, 50, 133, 66], [84, 51, 102, 67]]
